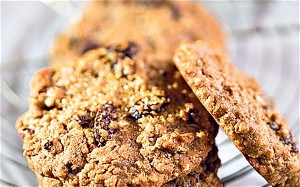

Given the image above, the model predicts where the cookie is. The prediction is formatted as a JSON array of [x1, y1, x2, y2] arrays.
[[17, 43, 220, 186], [51, 0, 226, 67], [173, 40, 300, 186]]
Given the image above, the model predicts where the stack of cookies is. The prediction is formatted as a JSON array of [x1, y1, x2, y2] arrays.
[[16, 1, 299, 186]]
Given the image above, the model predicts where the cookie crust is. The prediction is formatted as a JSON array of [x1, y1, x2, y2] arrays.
[[173, 40, 300, 186], [163, 145, 223, 187]]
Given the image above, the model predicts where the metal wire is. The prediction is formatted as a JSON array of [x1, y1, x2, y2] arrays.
[[1, 1, 298, 187]]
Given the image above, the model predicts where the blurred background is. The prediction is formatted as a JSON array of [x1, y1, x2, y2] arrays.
[[1, 1, 299, 186]]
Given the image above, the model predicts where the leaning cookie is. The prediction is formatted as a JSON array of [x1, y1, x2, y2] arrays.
[[51, 0, 226, 66], [173, 40, 300, 186], [17, 43, 220, 186]]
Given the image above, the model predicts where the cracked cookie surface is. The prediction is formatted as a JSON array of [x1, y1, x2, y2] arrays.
[[17, 44, 220, 186], [173, 40, 300, 186], [51, 0, 225, 67]]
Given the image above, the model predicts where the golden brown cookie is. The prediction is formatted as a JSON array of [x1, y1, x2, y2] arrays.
[[173, 40, 300, 186], [51, 0, 226, 67], [17, 43, 221, 186]]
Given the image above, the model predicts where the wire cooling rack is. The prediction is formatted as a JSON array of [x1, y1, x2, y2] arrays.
[[1, 1, 299, 187]]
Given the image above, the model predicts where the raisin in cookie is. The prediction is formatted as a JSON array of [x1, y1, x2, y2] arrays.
[[51, 0, 225, 67], [17, 43, 220, 186], [173, 40, 300, 186]]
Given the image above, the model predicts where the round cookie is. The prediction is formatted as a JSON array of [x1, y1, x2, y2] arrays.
[[17, 43, 220, 186], [173, 40, 300, 186], [51, 0, 226, 66]]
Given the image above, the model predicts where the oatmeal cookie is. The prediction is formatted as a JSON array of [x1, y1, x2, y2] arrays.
[[173, 40, 300, 186], [17, 43, 220, 186], [51, 0, 226, 66]]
